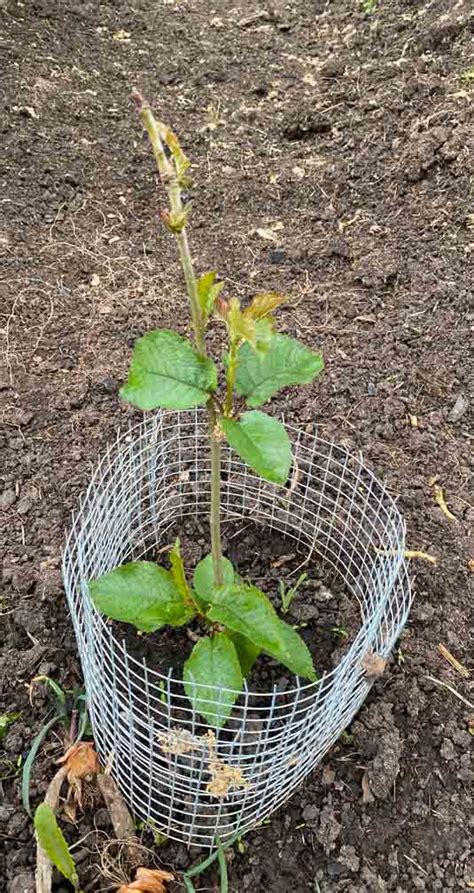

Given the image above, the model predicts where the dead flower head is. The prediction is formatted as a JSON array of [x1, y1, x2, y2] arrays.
[[57, 741, 100, 804], [118, 867, 174, 893]]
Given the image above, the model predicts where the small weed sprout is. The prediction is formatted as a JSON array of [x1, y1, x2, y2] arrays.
[[279, 573, 309, 614], [361, 0, 378, 13], [87, 94, 325, 728], [331, 627, 349, 640]]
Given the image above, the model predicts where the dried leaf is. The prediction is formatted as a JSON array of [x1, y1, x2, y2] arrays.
[[158, 727, 247, 798], [255, 221, 284, 242], [321, 764, 336, 786], [361, 652, 387, 678], [58, 742, 99, 781], [158, 728, 198, 756], [361, 772, 375, 804], [118, 866, 174, 893], [57, 741, 99, 807], [207, 755, 247, 798]]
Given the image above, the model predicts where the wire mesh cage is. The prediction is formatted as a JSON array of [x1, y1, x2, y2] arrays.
[[63, 409, 412, 848]]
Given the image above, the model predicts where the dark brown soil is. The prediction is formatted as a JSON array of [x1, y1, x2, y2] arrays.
[[1, 1, 473, 891]]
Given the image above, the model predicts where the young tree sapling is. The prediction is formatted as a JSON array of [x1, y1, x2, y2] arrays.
[[88, 93, 324, 727]]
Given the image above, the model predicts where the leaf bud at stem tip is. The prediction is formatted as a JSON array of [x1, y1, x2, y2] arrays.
[[131, 88, 144, 111], [216, 296, 229, 318]]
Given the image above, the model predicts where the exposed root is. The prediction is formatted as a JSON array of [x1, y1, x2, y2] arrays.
[[425, 675, 474, 710]]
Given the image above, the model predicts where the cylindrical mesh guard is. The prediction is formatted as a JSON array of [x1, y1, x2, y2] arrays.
[[63, 410, 411, 847]]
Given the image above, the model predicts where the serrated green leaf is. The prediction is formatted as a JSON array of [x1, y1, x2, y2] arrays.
[[235, 334, 324, 407], [183, 634, 243, 727], [197, 271, 225, 322], [120, 329, 217, 410], [88, 561, 194, 633], [34, 803, 79, 888], [207, 584, 316, 681], [193, 554, 235, 603], [227, 632, 260, 677], [227, 298, 257, 346], [273, 620, 316, 681], [254, 317, 276, 352], [221, 410, 291, 485], [243, 292, 286, 320]]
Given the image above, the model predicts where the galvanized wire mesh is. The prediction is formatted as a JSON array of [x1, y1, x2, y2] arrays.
[[63, 409, 411, 847]]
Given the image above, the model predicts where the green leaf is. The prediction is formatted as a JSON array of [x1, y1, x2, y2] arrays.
[[197, 271, 225, 321], [227, 632, 260, 677], [160, 123, 192, 187], [88, 561, 194, 633], [23, 716, 64, 816], [226, 298, 257, 346], [120, 329, 217, 410], [34, 803, 79, 888], [273, 620, 316, 681], [221, 410, 291, 485], [193, 554, 235, 603], [169, 538, 192, 603], [235, 334, 324, 407], [254, 317, 276, 352], [207, 584, 285, 651], [207, 584, 316, 681], [0, 713, 21, 740], [183, 634, 243, 727]]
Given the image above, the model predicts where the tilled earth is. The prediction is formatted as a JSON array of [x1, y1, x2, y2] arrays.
[[1, 1, 473, 891]]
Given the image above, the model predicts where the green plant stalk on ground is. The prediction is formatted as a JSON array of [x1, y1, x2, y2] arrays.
[[88, 92, 325, 727]]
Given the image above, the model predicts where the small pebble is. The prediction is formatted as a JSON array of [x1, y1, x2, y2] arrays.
[[367, 382, 377, 396], [269, 248, 286, 264], [0, 489, 16, 509], [448, 394, 469, 423], [302, 804, 319, 822]]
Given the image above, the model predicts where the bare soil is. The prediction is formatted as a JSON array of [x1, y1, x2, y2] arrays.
[[1, 1, 473, 891]]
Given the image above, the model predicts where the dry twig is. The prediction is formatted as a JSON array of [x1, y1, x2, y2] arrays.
[[438, 644, 470, 679]]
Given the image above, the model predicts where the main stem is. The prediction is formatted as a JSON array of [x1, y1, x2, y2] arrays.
[[136, 93, 224, 586]]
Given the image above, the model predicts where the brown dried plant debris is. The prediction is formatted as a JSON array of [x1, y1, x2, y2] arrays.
[[361, 653, 387, 678], [432, 483, 458, 522], [158, 727, 248, 798], [438, 644, 470, 678], [118, 867, 174, 893], [57, 741, 100, 805]]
